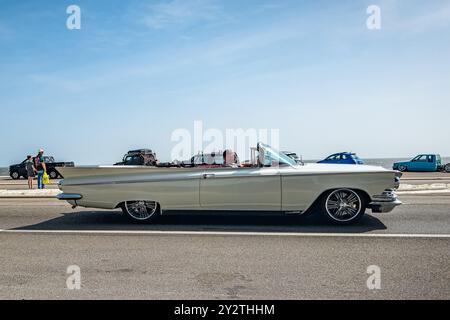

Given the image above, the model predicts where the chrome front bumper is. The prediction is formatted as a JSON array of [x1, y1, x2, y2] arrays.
[[369, 189, 402, 213]]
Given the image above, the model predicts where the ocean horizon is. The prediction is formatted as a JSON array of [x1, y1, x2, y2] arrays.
[[2, 157, 450, 176]]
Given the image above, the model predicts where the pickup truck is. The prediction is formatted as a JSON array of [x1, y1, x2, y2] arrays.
[[393, 154, 450, 172], [114, 149, 158, 166], [9, 156, 75, 180]]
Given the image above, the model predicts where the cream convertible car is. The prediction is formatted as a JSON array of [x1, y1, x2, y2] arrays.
[[57, 143, 402, 225]]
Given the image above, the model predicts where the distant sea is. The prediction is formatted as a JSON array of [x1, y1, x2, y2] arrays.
[[1, 157, 449, 176]]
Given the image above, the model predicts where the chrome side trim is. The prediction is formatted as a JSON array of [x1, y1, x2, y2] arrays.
[[59, 170, 278, 187], [56, 193, 83, 200]]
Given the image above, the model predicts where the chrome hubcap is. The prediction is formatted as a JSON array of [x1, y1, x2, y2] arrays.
[[325, 189, 361, 222], [125, 201, 158, 220]]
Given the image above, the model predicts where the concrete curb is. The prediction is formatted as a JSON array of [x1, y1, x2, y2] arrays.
[[398, 183, 450, 192], [0, 189, 61, 198], [397, 189, 450, 195]]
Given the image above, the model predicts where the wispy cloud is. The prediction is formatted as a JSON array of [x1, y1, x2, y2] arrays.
[[139, 0, 222, 29], [402, 3, 450, 32], [0, 21, 12, 39], [378, 0, 450, 33]]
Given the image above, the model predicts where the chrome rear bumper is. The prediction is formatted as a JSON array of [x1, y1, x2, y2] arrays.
[[56, 193, 82, 200], [369, 190, 402, 213]]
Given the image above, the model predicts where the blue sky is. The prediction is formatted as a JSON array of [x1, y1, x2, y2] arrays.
[[1, 0, 450, 166]]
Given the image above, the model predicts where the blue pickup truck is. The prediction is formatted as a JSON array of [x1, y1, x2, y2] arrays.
[[393, 154, 450, 172]]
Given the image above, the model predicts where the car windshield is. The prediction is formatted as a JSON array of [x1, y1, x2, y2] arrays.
[[258, 143, 298, 167]]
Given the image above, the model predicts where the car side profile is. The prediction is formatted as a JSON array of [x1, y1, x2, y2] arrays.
[[57, 143, 402, 225], [318, 152, 364, 165], [393, 154, 450, 172]]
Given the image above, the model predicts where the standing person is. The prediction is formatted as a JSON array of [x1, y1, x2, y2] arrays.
[[25, 155, 36, 189], [34, 148, 47, 189]]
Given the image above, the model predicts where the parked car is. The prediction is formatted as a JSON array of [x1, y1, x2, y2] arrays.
[[393, 154, 450, 172], [318, 152, 364, 165], [57, 143, 401, 225], [282, 151, 302, 164], [114, 149, 158, 166], [9, 156, 74, 180]]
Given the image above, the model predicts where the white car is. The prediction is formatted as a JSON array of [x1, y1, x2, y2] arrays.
[[57, 143, 402, 225]]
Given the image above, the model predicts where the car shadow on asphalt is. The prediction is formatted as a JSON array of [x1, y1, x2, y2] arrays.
[[13, 209, 387, 233]]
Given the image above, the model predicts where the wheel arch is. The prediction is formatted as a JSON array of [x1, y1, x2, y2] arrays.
[[114, 199, 163, 211], [303, 187, 371, 215]]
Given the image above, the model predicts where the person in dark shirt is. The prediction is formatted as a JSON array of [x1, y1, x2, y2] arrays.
[[34, 148, 47, 189]]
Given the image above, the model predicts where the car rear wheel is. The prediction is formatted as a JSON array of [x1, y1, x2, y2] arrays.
[[445, 164, 450, 173], [320, 189, 366, 225], [10, 171, 20, 180], [48, 170, 58, 179], [398, 165, 407, 172], [121, 200, 160, 223]]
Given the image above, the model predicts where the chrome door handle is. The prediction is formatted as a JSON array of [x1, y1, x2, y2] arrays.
[[203, 173, 215, 179]]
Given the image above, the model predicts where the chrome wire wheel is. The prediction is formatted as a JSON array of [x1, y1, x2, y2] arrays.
[[325, 189, 362, 223], [49, 170, 58, 179], [124, 200, 158, 221]]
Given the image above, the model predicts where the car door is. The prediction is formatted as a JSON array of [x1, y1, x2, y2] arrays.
[[341, 154, 351, 164], [412, 155, 428, 171], [19, 159, 28, 176], [424, 155, 436, 171], [199, 167, 281, 211]]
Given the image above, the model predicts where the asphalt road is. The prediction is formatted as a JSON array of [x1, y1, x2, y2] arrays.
[[0, 195, 449, 299]]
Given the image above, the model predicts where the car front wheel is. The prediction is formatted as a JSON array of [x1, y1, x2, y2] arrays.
[[10, 171, 20, 180], [398, 165, 407, 172], [320, 189, 366, 225], [121, 200, 160, 223]]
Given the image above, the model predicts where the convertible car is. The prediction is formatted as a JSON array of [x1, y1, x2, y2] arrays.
[[57, 143, 402, 225]]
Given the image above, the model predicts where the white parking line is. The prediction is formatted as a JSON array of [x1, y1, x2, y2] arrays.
[[0, 229, 450, 238]]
